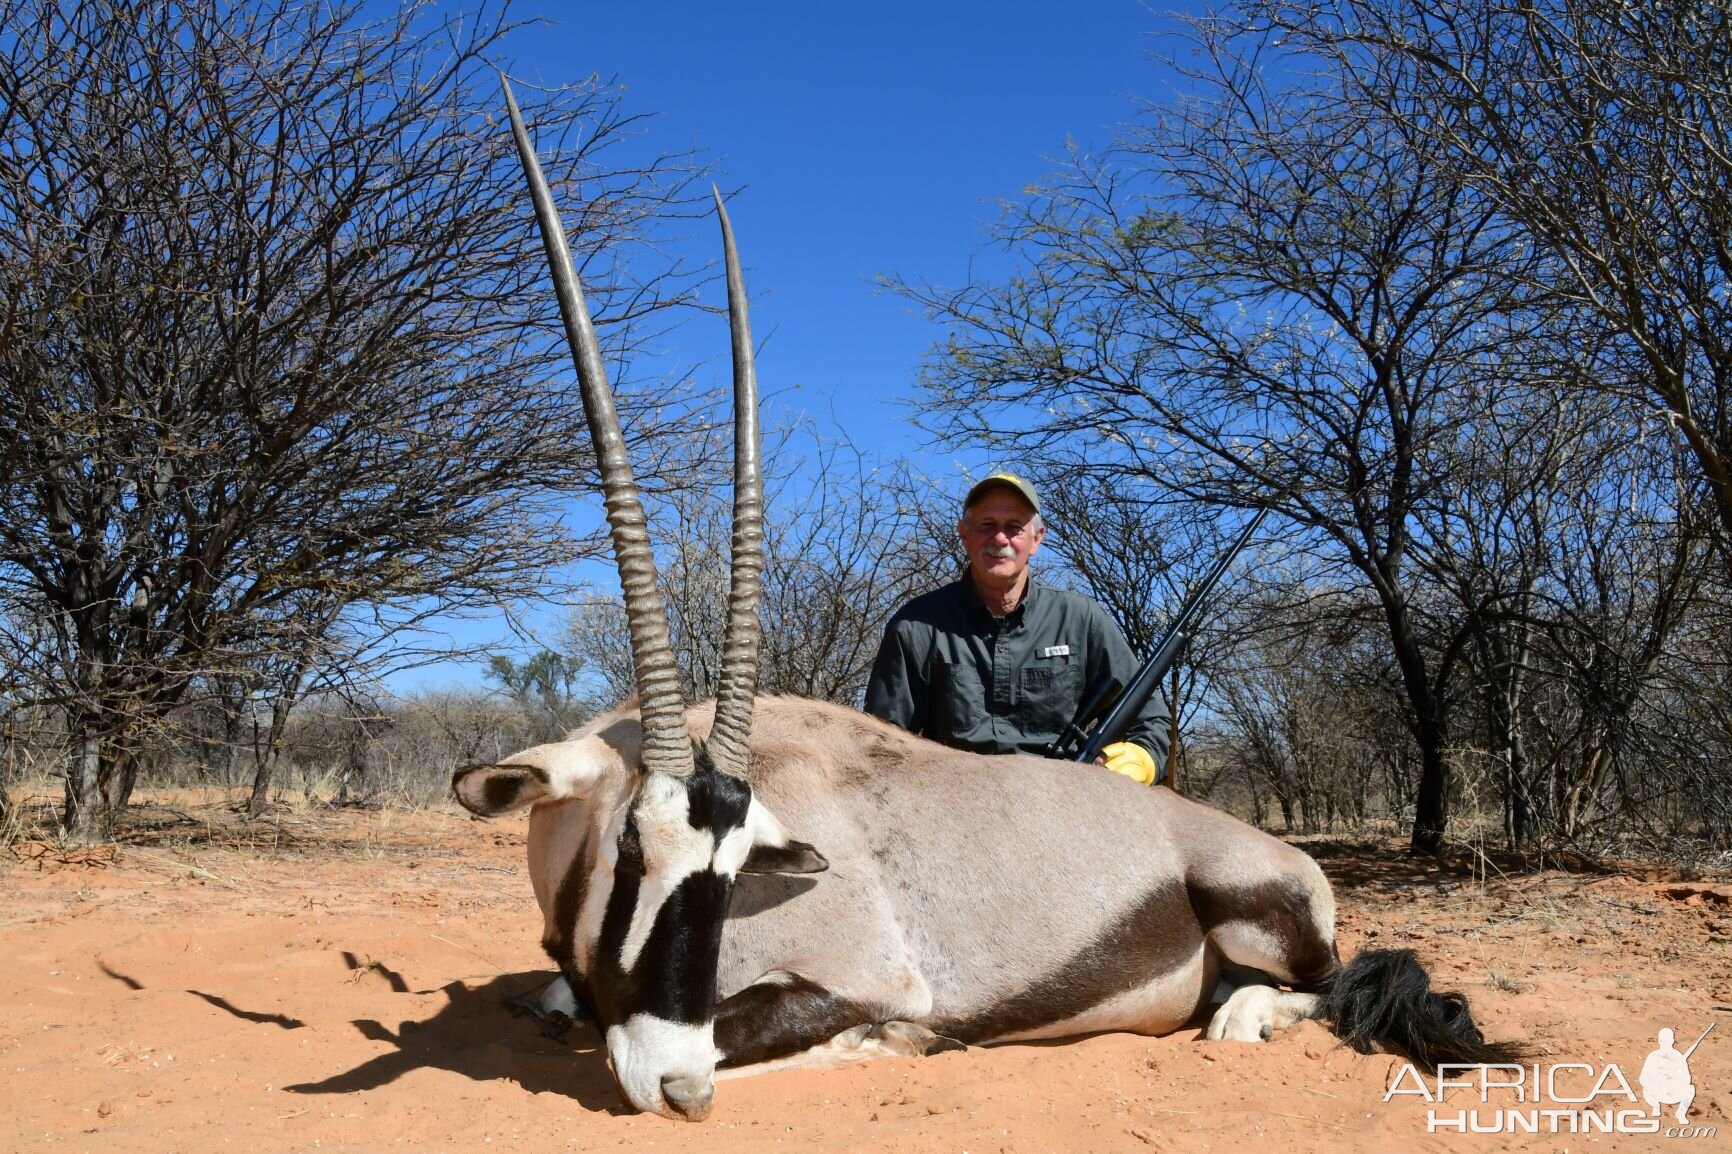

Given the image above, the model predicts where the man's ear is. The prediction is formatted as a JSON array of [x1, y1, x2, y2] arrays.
[[741, 839, 829, 874]]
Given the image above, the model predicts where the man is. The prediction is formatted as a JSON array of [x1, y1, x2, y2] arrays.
[[865, 472, 1170, 783]]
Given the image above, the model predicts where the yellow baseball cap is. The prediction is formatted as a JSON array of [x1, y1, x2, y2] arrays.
[[963, 472, 1040, 513]]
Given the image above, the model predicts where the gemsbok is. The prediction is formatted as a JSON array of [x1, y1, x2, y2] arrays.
[[453, 77, 1518, 1122]]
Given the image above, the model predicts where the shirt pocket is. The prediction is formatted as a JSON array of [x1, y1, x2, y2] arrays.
[[930, 658, 985, 737], [1018, 662, 1082, 736]]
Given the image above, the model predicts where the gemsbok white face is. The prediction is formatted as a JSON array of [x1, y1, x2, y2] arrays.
[[455, 736, 824, 1119]]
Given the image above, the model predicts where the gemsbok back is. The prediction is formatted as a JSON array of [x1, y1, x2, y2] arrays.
[[453, 77, 1519, 1122]]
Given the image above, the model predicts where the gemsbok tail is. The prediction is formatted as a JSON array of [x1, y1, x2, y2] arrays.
[[1321, 949, 1523, 1066]]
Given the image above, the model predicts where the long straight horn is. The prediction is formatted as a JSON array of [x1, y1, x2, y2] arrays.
[[501, 76, 693, 778], [704, 188, 763, 778]]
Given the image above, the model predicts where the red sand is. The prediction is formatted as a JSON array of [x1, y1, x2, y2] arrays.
[[3, 794, 1727, 1153]]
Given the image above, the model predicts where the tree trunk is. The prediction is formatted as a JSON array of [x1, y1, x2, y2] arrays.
[[1495, 690, 1534, 851], [1409, 709, 1450, 856], [0, 714, 14, 827], [222, 694, 244, 790], [1243, 759, 1267, 827], [1377, 588, 1450, 856], [246, 697, 295, 818], [111, 747, 139, 811], [246, 744, 282, 818], [62, 728, 111, 844], [246, 750, 271, 817]]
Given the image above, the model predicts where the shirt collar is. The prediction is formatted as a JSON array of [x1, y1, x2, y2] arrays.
[[959, 571, 1042, 627]]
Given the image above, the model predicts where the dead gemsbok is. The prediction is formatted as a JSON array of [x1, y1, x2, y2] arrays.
[[454, 78, 1518, 1122]]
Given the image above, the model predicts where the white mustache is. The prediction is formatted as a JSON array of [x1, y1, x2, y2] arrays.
[[982, 545, 1017, 559]]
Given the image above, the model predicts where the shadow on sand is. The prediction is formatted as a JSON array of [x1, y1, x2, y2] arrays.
[[282, 970, 625, 1113], [188, 989, 306, 1030]]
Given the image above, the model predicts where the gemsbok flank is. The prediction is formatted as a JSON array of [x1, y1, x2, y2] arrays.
[[454, 76, 1520, 1122]]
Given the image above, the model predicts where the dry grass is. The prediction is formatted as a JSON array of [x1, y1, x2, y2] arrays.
[[0, 785, 474, 876], [1485, 965, 1528, 994]]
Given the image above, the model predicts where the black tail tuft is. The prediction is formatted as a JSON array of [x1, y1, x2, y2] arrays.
[[1322, 949, 1522, 1066]]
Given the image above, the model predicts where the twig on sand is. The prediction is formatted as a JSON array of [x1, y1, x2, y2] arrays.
[[430, 933, 539, 998], [126, 848, 251, 892], [1264, 1111, 1351, 1131]]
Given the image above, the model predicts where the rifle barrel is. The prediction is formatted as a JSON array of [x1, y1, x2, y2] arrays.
[[1072, 506, 1270, 766]]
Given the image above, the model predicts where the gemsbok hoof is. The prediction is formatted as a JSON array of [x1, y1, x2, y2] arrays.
[[505, 977, 584, 1041], [865, 1020, 968, 1058], [1206, 985, 1321, 1043]]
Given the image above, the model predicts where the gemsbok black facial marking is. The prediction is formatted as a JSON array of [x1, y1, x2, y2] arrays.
[[589, 748, 752, 1029], [542, 842, 594, 1011]]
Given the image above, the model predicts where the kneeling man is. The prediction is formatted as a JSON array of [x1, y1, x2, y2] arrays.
[[865, 473, 1169, 783]]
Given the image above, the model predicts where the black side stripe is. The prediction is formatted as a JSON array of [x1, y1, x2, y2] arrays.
[[542, 828, 596, 1021], [934, 880, 1205, 1043], [1191, 876, 1339, 987]]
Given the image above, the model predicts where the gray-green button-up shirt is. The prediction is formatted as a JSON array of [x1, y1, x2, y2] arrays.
[[864, 576, 1170, 765]]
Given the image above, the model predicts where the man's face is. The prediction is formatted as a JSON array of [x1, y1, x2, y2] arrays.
[[958, 488, 1044, 587]]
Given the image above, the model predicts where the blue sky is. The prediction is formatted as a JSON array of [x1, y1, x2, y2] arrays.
[[390, 1, 1198, 691]]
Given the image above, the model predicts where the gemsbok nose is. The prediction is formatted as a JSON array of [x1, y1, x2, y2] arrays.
[[660, 1073, 715, 1121]]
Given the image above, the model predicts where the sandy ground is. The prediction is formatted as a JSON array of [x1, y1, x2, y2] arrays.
[[3, 791, 1729, 1154]]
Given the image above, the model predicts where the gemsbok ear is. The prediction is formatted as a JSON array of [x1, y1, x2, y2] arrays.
[[453, 737, 623, 814], [453, 763, 552, 816], [741, 839, 829, 875], [738, 796, 829, 873]]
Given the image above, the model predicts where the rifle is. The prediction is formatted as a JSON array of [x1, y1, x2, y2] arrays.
[[1048, 507, 1270, 773]]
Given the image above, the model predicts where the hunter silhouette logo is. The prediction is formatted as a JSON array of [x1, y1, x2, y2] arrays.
[[1642, 1024, 1711, 1124], [1384, 1021, 1717, 1137]]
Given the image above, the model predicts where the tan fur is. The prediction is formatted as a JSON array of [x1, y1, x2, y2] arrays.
[[509, 695, 1337, 1046]]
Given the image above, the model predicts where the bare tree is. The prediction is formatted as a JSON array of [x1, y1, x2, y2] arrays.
[[895, 17, 1549, 853], [564, 423, 950, 710], [1271, 0, 1732, 570], [0, 0, 708, 839]]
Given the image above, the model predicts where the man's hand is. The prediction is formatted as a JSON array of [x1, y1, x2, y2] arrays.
[[1099, 742, 1157, 785]]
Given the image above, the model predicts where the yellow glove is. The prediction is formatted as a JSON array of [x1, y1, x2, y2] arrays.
[[1101, 742, 1157, 785]]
